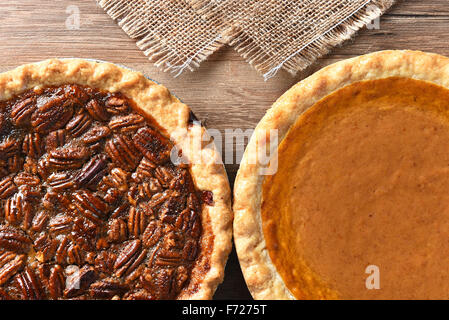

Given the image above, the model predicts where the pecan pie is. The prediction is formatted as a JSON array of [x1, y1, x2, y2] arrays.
[[234, 51, 449, 299], [0, 59, 232, 300]]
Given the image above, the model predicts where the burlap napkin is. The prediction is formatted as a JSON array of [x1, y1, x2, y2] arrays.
[[97, 0, 395, 79]]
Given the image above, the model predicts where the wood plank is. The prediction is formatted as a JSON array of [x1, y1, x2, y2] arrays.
[[0, 0, 448, 300]]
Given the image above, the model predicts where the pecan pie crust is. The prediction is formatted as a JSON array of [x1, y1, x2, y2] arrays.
[[0, 59, 232, 300], [233, 51, 449, 299]]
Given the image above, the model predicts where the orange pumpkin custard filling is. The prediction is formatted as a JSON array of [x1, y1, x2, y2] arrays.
[[262, 77, 449, 299]]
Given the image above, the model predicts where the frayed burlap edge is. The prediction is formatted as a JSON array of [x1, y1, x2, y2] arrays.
[[97, 0, 230, 76], [98, 0, 395, 79], [192, 0, 396, 80]]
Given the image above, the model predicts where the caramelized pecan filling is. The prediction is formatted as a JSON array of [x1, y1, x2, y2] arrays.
[[0, 84, 206, 300]]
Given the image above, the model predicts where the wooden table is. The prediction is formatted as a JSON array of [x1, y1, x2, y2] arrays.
[[0, 0, 448, 300]]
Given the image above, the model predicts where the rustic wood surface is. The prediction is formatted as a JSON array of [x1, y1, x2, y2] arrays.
[[0, 0, 448, 300]]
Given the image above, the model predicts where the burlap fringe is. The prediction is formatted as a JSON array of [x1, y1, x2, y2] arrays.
[[99, 0, 395, 79], [192, 0, 395, 80], [97, 0, 229, 76]]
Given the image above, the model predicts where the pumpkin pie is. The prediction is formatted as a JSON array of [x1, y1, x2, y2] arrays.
[[234, 50, 449, 300]]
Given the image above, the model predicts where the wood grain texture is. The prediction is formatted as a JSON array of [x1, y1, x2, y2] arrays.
[[0, 0, 448, 300]]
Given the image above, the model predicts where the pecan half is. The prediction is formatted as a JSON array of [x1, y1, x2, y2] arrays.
[[49, 214, 73, 235], [0, 137, 21, 160], [155, 250, 182, 267], [82, 126, 111, 145], [109, 114, 145, 133], [31, 96, 75, 133], [5, 191, 34, 228], [47, 172, 75, 191], [10, 97, 36, 126], [85, 99, 110, 121], [0, 227, 30, 253], [16, 267, 44, 300], [55, 236, 70, 264], [49, 264, 65, 299], [66, 111, 92, 137], [75, 154, 108, 188], [127, 207, 147, 238], [133, 127, 171, 164], [114, 240, 147, 277], [105, 96, 129, 115], [47, 147, 90, 170], [0, 176, 17, 199], [14, 172, 40, 187], [0, 253, 25, 285], [108, 218, 127, 243], [67, 245, 84, 265], [31, 211, 49, 233], [72, 190, 109, 224], [142, 220, 162, 247], [105, 135, 141, 171], [147, 190, 171, 209]]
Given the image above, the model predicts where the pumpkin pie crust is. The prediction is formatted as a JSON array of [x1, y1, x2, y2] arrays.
[[234, 50, 449, 300], [0, 59, 232, 300]]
